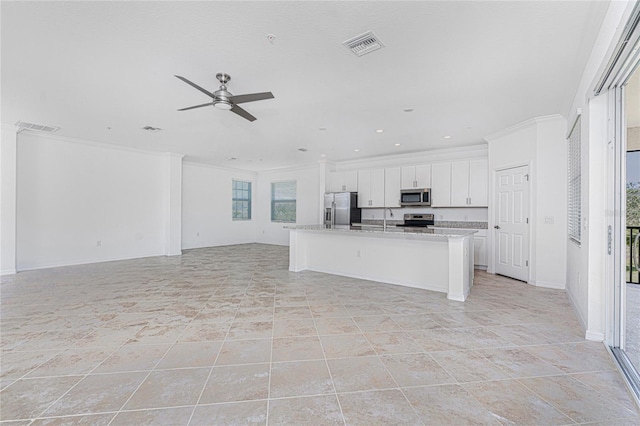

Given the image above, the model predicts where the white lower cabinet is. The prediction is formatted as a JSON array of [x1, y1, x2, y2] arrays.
[[473, 230, 488, 268], [431, 227, 488, 268]]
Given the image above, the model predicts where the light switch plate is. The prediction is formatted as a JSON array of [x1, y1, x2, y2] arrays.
[[544, 216, 554, 224]]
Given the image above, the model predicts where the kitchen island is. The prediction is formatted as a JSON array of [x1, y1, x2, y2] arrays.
[[286, 225, 476, 301]]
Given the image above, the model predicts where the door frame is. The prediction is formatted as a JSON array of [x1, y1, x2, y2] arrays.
[[489, 161, 533, 284]]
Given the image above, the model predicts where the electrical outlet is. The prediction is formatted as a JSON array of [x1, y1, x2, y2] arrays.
[[356, 250, 361, 258], [96, 240, 102, 247], [197, 232, 200, 237]]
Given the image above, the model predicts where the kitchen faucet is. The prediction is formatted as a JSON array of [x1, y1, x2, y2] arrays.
[[383, 208, 394, 230]]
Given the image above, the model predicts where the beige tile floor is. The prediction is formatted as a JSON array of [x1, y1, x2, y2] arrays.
[[1, 243, 638, 425]]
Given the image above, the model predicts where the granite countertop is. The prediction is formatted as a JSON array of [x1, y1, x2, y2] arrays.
[[284, 224, 477, 240]]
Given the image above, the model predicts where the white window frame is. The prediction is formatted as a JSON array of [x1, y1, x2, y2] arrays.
[[232, 179, 252, 221], [271, 180, 296, 223]]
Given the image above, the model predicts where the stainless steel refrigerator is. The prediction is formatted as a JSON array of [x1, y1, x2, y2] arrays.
[[324, 192, 361, 227]]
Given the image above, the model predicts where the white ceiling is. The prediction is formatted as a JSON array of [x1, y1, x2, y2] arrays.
[[1, 1, 609, 171]]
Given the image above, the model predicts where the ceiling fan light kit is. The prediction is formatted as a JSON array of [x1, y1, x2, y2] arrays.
[[175, 72, 274, 122]]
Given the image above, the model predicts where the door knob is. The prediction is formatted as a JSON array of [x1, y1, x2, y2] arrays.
[[494, 225, 501, 229]]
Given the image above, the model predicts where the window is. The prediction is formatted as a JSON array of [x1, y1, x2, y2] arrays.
[[568, 115, 581, 243], [232, 180, 251, 220], [271, 180, 296, 223]]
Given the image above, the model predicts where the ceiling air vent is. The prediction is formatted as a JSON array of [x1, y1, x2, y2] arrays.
[[15, 121, 60, 133], [343, 31, 385, 57], [142, 126, 162, 132]]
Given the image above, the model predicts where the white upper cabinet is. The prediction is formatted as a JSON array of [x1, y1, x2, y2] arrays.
[[357, 169, 385, 208], [328, 170, 358, 192], [468, 159, 488, 206], [450, 161, 471, 206], [384, 167, 401, 207], [400, 165, 431, 189], [433, 159, 488, 207], [431, 163, 451, 207]]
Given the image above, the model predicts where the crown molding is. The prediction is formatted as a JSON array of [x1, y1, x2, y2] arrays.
[[484, 114, 565, 142], [16, 129, 182, 158]]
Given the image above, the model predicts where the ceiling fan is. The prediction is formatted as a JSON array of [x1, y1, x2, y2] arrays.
[[175, 73, 274, 122]]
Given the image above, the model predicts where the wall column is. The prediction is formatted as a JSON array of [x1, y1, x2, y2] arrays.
[[165, 152, 184, 256], [0, 125, 17, 275]]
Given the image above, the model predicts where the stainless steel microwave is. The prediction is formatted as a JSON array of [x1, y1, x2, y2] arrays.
[[400, 188, 431, 206]]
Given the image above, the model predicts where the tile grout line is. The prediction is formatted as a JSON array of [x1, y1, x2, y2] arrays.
[[264, 277, 277, 426], [185, 275, 244, 426], [311, 296, 348, 426], [350, 310, 427, 426]]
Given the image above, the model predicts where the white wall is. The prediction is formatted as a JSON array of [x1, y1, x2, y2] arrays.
[[485, 115, 568, 290], [16, 133, 168, 270], [182, 162, 257, 249], [256, 165, 321, 246], [535, 118, 569, 288], [0, 125, 17, 274]]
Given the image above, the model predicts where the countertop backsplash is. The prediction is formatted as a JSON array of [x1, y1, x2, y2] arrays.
[[360, 219, 488, 229]]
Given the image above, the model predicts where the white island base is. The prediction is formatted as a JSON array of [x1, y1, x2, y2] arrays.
[[288, 226, 475, 301]]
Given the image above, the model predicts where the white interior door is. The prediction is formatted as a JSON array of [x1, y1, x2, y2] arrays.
[[494, 165, 530, 282]]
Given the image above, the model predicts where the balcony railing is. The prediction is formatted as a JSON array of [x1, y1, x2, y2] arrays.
[[628, 226, 640, 284]]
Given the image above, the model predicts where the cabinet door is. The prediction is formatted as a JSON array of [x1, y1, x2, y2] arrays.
[[450, 161, 470, 206], [473, 236, 486, 266], [357, 170, 371, 208], [431, 163, 451, 207], [344, 170, 359, 192], [370, 168, 386, 207], [328, 172, 343, 192], [400, 166, 416, 189], [468, 159, 488, 206], [384, 167, 401, 207], [414, 164, 431, 188]]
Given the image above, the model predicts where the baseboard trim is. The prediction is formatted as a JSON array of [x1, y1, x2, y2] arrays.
[[565, 287, 588, 334], [534, 280, 566, 290], [17, 251, 165, 272], [0, 268, 17, 276], [585, 330, 605, 342]]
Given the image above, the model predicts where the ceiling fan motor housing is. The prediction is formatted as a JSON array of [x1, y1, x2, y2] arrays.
[[213, 88, 233, 110]]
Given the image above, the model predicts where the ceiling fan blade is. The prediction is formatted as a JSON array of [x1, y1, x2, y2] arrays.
[[177, 102, 214, 111], [175, 75, 216, 99], [232, 92, 274, 105], [230, 105, 257, 122]]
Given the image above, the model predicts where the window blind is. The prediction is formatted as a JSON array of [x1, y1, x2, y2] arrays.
[[568, 116, 582, 244]]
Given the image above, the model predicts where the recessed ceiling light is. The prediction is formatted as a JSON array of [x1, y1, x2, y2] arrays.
[[266, 34, 276, 43], [444, 135, 452, 139], [319, 127, 327, 131], [403, 108, 414, 113], [376, 129, 384, 133], [394, 143, 401, 147], [320, 154, 327, 158], [354, 149, 360, 152]]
